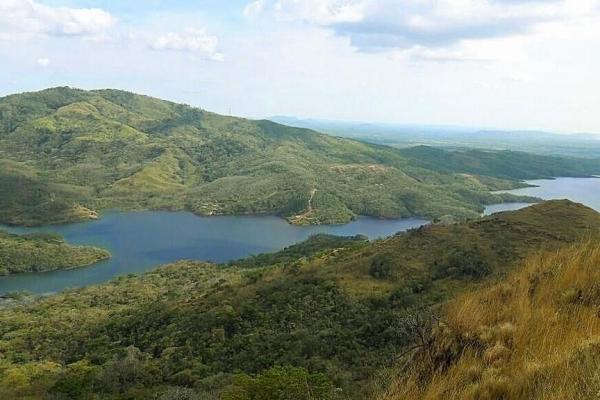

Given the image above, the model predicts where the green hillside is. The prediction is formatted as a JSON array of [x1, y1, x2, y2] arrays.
[[0, 231, 109, 275], [1, 201, 598, 399], [2, 87, 598, 226], [229, 233, 369, 268]]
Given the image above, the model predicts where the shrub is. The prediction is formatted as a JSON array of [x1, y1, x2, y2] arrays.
[[434, 247, 493, 280], [221, 366, 336, 400], [158, 386, 201, 400], [369, 254, 395, 279]]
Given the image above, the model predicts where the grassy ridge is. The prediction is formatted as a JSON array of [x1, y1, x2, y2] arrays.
[[382, 239, 600, 400], [2, 87, 597, 226], [0, 231, 110, 275], [313, 200, 600, 301], [228, 233, 369, 268], [0, 201, 598, 399]]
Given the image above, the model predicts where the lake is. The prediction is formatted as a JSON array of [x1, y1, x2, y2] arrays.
[[4, 176, 599, 295], [484, 177, 600, 215], [0, 212, 428, 295]]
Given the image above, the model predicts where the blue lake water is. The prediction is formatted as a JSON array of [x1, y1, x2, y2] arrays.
[[0, 212, 428, 295], [484, 177, 600, 215], [4, 176, 599, 295]]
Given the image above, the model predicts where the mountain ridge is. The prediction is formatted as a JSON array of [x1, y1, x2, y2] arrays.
[[270, 115, 600, 158], [1, 87, 597, 227]]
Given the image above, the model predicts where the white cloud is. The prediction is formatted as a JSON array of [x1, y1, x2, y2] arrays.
[[2, 0, 600, 133], [244, 0, 267, 17], [274, 0, 365, 24], [150, 28, 224, 61], [36, 57, 50, 67], [404, 47, 489, 63], [270, 0, 600, 51], [0, 0, 115, 39]]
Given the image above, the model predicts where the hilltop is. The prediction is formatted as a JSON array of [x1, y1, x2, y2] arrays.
[[1, 87, 598, 226], [0, 200, 598, 399]]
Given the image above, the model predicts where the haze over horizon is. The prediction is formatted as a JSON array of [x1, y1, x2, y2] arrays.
[[268, 115, 600, 136], [2, 0, 600, 134]]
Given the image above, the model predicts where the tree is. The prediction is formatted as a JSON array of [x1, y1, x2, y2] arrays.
[[369, 254, 394, 279]]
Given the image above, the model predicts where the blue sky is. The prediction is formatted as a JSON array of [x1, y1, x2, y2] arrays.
[[1, 0, 600, 133]]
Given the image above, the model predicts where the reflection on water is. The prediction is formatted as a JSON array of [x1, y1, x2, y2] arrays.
[[0, 212, 428, 295]]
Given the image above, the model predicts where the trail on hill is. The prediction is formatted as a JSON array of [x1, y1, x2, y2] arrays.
[[308, 188, 317, 210], [289, 188, 318, 224]]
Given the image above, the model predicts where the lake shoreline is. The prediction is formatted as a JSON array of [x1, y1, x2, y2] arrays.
[[4, 176, 600, 296], [0, 212, 429, 295]]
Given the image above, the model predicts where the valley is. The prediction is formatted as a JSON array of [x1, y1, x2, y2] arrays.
[[1, 88, 600, 400], [0, 212, 427, 295], [3, 1, 599, 398], [2, 174, 599, 295], [1, 200, 599, 399]]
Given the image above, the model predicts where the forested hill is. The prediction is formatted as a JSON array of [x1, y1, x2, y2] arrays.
[[1, 200, 599, 399], [0, 231, 109, 275], [1, 87, 599, 226]]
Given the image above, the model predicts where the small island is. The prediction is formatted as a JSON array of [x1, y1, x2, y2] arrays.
[[0, 231, 110, 275]]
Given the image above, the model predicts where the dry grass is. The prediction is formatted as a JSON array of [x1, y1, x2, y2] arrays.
[[381, 239, 600, 400]]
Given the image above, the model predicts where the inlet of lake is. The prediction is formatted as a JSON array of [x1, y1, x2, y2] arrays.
[[483, 176, 600, 215], [2, 176, 599, 295]]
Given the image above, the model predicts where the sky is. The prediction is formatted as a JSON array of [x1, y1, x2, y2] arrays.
[[0, 0, 599, 134]]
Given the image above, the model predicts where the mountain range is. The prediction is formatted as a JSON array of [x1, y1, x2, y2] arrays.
[[1, 87, 600, 227], [270, 116, 600, 158]]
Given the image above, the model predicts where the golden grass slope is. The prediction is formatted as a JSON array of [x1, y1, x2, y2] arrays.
[[382, 239, 600, 400]]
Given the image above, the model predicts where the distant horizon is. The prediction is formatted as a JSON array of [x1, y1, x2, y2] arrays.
[[3, 84, 599, 138], [267, 115, 600, 137]]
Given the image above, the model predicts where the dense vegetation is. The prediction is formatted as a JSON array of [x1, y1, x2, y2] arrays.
[[1, 201, 598, 399], [0, 231, 109, 275], [382, 239, 600, 400], [3, 87, 599, 226], [396, 146, 600, 180]]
